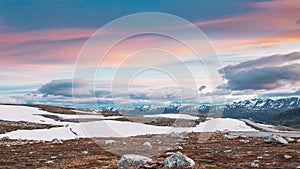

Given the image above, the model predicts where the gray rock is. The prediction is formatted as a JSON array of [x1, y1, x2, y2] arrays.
[[285, 137, 295, 142], [164, 151, 195, 168], [170, 145, 183, 151], [224, 149, 232, 153], [239, 139, 250, 143], [82, 151, 88, 155], [45, 160, 54, 164], [239, 134, 247, 138], [250, 162, 259, 168], [0, 136, 10, 140], [222, 134, 230, 140], [166, 152, 175, 156], [117, 154, 153, 168], [105, 140, 116, 145], [283, 154, 292, 159], [52, 138, 63, 144], [143, 142, 152, 148], [250, 159, 259, 168], [165, 132, 186, 139], [265, 134, 288, 144]]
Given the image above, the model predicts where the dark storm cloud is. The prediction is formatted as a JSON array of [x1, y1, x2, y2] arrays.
[[220, 52, 300, 90], [222, 52, 300, 76], [35, 79, 197, 106], [37, 79, 91, 97]]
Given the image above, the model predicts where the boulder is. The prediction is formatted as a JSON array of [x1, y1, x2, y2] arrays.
[[117, 154, 153, 168], [164, 151, 195, 168], [265, 134, 288, 144], [105, 140, 116, 145]]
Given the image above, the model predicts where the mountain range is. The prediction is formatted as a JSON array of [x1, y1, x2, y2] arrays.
[[106, 97, 300, 122]]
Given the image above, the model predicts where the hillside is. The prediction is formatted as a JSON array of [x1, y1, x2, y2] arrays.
[[269, 107, 300, 129]]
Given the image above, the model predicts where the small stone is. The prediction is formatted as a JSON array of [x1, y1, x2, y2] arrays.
[[297, 139, 300, 143], [158, 147, 164, 151], [257, 156, 263, 159], [284, 154, 292, 159], [165, 132, 185, 139], [170, 145, 183, 151], [82, 151, 88, 155], [52, 138, 63, 145], [50, 156, 57, 159], [222, 134, 229, 140], [215, 130, 222, 134], [239, 134, 247, 138], [285, 137, 295, 142], [45, 160, 54, 164], [253, 160, 260, 163], [250, 162, 259, 168], [1, 136, 9, 140], [166, 152, 175, 155], [143, 142, 152, 148], [117, 154, 153, 168], [224, 149, 232, 153], [266, 163, 272, 166], [239, 139, 250, 143]]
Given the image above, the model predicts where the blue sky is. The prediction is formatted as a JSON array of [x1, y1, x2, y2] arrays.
[[0, 0, 299, 107]]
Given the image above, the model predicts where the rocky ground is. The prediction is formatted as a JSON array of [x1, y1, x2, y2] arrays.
[[0, 132, 299, 169], [0, 120, 62, 134], [0, 104, 299, 168]]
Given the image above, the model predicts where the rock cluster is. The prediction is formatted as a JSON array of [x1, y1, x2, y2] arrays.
[[117, 151, 195, 168]]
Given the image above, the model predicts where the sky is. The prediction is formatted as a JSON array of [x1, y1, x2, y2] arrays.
[[0, 0, 300, 107]]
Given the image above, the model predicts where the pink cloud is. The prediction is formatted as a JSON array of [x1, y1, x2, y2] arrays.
[[193, 0, 300, 52], [195, 0, 300, 32], [0, 27, 98, 67], [0, 28, 96, 43]]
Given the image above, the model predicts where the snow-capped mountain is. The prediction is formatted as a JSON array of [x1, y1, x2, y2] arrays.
[[228, 97, 300, 109], [107, 97, 300, 121], [223, 97, 300, 121]]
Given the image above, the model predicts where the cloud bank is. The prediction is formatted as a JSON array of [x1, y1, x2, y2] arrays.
[[221, 52, 300, 91]]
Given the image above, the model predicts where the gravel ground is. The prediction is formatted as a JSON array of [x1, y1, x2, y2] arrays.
[[0, 132, 299, 169]]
